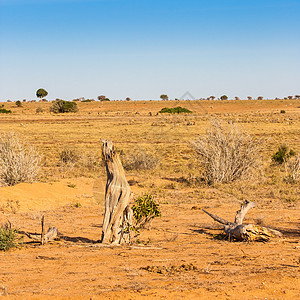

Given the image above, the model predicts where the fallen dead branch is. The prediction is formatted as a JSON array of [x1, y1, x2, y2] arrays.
[[203, 201, 282, 242], [22, 215, 58, 244]]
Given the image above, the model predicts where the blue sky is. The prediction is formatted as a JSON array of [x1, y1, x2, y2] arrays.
[[0, 0, 299, 101]]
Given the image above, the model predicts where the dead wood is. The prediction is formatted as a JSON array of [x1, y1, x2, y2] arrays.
[[22, 216, 58, 244], [203, 200, 282, 242], [101, 140, 133, 244]]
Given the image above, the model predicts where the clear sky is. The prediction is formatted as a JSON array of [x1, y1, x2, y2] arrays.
[[0, 0, 299, 101]]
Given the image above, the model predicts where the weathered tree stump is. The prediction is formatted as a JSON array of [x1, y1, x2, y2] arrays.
[[101, 140, 133, 244], [203, 201, 282, 242]]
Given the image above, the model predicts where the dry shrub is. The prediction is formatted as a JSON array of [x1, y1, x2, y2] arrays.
[[58, 148, 79, 165], [122, 150, 159, 171], [285, 154, 300, 183], [0, 133, 40, 186], [192, 120, 261, 185]]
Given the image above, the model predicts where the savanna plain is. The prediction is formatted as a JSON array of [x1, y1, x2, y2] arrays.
[[0, 99, 299, 299]]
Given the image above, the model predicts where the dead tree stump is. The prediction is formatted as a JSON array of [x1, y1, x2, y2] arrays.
[[203, 201, 282, 242], [101, 140, 133, 244]]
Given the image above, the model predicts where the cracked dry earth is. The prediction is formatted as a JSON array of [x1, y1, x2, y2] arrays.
[[0, 179, 299, 299]]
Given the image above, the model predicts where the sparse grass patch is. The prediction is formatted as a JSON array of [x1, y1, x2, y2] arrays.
[[58, 148, 79, 165], [121, 150, 159, 171], [284, 154, 300, 183]]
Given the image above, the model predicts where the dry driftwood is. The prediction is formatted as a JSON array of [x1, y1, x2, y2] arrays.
[[101, 140, 133, 244], [23, 215, 58, 244], [203, 201, 282, 242]]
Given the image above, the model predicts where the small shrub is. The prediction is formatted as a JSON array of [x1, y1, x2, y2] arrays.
[[0, 133, 40, 186], [58, 148, 79, 164], [71, 201, 82, 208], [81, 99, 94, 102], [15, 100, 22, 107], [272, 145, 295, 164], [0, 225, 22, 251], [0, 108, 12, 114], [132, 194, 161, 228], [50, 99, 78, 113], [67, 183, 76, 188], [159, 106, 192, 114], [36, 107, 43, 114], [280, 110, 286, 114], [284, 154, 300, 183], [122, 150, 159, 171], [192, 119, 261, 185], [220, 95, 228, 100]]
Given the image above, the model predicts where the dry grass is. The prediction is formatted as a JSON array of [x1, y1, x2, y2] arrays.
[[192, 119, 261, 184], [0, 133, 40, 186], [285, 154, 300, 183], [0, 99, 299, 206]]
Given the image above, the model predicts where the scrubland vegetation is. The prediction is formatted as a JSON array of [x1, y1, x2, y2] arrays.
[[0, 98, 299, 298]]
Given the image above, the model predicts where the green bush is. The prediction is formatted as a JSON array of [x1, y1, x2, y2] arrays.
[[16, 100, 22, 107], [272, 145, 295, 164], [0, 108, 12, 114], [50, 99, 78, 113], [280, 110, 286, 114], [132, 194, 161, 228], [81, 99, 94, 102], [159, 106, 192, 114], [0, 225, 22, 251]]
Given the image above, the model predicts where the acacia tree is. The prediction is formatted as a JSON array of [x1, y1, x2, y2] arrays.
[[220, 95, 228, 100], [97, 95, 106, 101], [160, 94, 169, 101], [36, 88, 48, 102]]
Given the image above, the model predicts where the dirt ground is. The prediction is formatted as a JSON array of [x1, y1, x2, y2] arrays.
[[0, 99, 299, 299]]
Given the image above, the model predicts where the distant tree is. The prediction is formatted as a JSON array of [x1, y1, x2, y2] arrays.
[[235, 97, 240, 100], [50, 99, 78, 113], [220, 95, 228, 100], [16, 100, 22, 107], [247, 96, 252, 100], [210, 96, 216, 100], [97, 95, 106, 101], [23, 99, 26, 102], [257, 96, 263, 100], [126, 97, 131, 101], [160, 94, 169, 101], [287, 96, 293, 100], [36, 88, 48, 102], [295, 95, 300, 99]]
